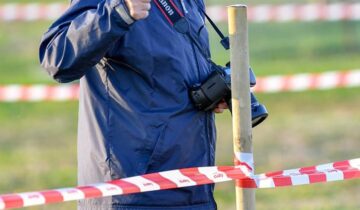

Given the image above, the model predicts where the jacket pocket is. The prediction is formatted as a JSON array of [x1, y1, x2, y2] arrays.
[[142, 122, 168, 173]]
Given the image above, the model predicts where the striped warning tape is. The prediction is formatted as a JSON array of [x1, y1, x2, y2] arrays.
[[0, 3, 68, 21], [0, 3, 360, 22], [0, 158, 359, 209], [253, 158, 360, 188], [0, 84, 79, 102], [0, 69, 359, 102], [252, 69, 360, 93]]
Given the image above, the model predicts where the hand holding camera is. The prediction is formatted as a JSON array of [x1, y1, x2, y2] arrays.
[[213, 100, 228, 113], [189, 63, 268, 127]]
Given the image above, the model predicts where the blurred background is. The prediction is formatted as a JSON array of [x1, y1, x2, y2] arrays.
[[0, 0, 360, 209]]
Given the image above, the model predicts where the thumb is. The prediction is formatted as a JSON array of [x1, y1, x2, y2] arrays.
[[125, 0, 152, 20]]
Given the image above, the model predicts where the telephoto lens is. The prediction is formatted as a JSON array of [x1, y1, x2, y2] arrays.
[[224, 92, 268, 128], [220, 65, 268, 127], [249, 93, 268, 127]]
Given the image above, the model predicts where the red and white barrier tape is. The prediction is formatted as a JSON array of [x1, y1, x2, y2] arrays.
[[0, 84, 79, 102], [252, 69, 360, 93], [0, 3, 68, 21], [253, 158, 360, 188], [0, 3, 360, 22], [0, 158, 359, 209], [0, 69, 359, 102], [210, 3, 360, 23], [234, 152, 254, 172]]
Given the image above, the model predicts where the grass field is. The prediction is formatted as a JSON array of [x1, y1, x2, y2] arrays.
[[0, 0, 360, 209]]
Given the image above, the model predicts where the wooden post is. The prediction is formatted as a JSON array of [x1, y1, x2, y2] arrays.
[[228, 5, 256, 210]]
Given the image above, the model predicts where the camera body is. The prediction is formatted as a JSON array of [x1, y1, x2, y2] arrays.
[[190, 64, 231, 111], [189, 63, 268, 127]]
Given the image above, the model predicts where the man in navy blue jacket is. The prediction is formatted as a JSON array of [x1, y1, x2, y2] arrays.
[[39, 0, 227, 209]]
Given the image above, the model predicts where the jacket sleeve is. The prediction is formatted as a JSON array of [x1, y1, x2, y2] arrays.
[[39, 0, 134, 83]]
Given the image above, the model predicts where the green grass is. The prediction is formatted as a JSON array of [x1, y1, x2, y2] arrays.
[[214, 91, 360, 210], [0, 22, 52, 84], [1, 2, 360, 210], [211, 21, 360, 76]]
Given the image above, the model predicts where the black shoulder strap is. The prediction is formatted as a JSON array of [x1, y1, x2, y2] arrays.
[[153, 0, 229, 63], [153, 0, 186, 31], [154, 0, 229, 50], [153, 0, 211, 60], [193, 0, 230, 50]]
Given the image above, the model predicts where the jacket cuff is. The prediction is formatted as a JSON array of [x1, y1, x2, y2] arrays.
[[110, 0, 136, 25]]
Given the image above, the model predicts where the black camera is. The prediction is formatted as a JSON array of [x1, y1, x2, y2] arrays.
[[189, 63, 268, 127]]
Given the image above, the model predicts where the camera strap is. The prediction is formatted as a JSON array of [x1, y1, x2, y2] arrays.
[[153, 0, 226, 63], [193, 0, 230, 50], [153, 0, 211, 62], [153, 0, 229, 48]]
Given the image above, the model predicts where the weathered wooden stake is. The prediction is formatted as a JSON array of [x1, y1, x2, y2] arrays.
[[228, 5, 256, 210]]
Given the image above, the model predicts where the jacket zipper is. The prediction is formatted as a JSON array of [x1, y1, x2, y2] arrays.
[[179, 0, 201, 83], [190, 41, 202, 83], [184, 0, 216, 205]]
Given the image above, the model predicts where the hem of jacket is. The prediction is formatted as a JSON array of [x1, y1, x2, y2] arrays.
[[78, 201, 216, 210]]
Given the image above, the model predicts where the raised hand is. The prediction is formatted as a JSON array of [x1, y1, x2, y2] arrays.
[[125, 0, 152, 20]]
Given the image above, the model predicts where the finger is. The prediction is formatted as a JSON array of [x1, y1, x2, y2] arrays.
[[139, 10, 149, 19], [214, 108, 224, 113], [132, 10, 149, 20], [216, 102, 228, 110], [141, 3, 151, 11]]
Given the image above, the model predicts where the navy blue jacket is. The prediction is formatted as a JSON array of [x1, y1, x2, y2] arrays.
[[39, 0, 217, 209]]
